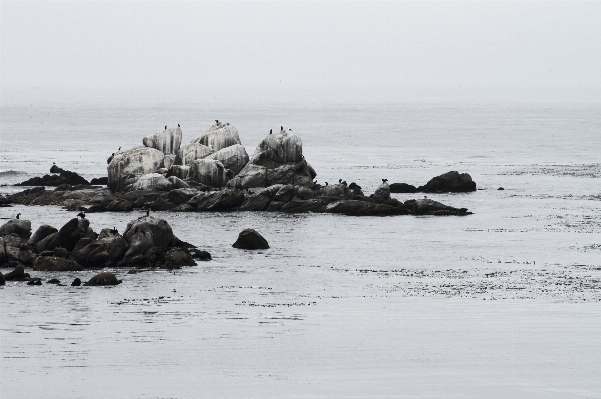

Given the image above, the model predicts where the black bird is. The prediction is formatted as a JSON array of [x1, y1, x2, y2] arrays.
[[118, 147, 121, 151], [325, 182, 328, 186], [269, 129, 272, 135], [16, 213, 21, 219], [146, 209, 150, 216], [178, 123, 180, 127], [165, 125, 167, 130], [215, 119, 219, 125], [112, 227, 118, 234], [382, 178, 388, 183], [342, 181, 347, 186], [313, 180, 317, 184], [339, 179, 342, 183], [77, 212, 85, 219]]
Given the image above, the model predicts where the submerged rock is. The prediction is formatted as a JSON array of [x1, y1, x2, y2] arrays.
[[143, 127, 182, 155], [232, 228, 269, 250], [84, 272, 121, 286]]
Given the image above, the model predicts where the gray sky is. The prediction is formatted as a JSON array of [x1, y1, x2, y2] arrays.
[[1, 1, 600, 92]]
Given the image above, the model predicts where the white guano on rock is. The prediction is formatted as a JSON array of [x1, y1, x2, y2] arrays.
[[143, 127, 182, 155], [107, 146, 165, 192]]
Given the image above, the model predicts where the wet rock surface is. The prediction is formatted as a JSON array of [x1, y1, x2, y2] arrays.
[[84, 272, 121, 286]]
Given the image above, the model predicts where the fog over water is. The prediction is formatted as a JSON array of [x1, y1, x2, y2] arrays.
[[1, 2, 601, 398]]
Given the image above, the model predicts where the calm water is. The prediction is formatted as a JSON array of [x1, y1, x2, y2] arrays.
[[1, 89, 600, 398]]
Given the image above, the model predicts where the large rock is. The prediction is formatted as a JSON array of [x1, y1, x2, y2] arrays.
[[17, 166, 89, 187], [251, 130, 303, 167], [232, 229, 269, 250], [174, 143, 213, 166], [34, 232, 57, 253], [26, 225, 58, 247], [3, 264, 26, 281], [33, 256, 83, 271], [71, 229, 128, 268], [204, 144, 249, 175], [47, 218, 91, 252], [128, 173, 173, 192], [0, 219, 32, 240], [191, 123, 241, 151], [143, 127, 182, 155], [168, 188, 200, 205], [187, 189, 245, 211], [372, 182, 391, 203], [167, 176, 190, 189], [188, 159, 229, 188], [84, 272, 121, 286], [417, 171, 477, 193], [228, 160, 315, 189], [106, 199, 133, 212], [107, 147, 165, 193], [170, 165, 190, 180], [324, 200, 409, 216], [316, 184, 360, 201], [164, 248, 196, 268]]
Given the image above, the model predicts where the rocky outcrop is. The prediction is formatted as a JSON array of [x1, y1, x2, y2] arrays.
[[0, 219, 32, 241], [3, 265, 27, 281], [128, 173, 173, 192], [390, 183, 417, 193], [187, 189, 245, 211], [143, 127, 182, 155], [417, 171, 477, 193], [204, 144, 249, 175], [372, 182, 391, 203], [17, 165, 89, 187], [107, 147, 165, 193], [188, 159, 229, 187], [175, 143, 213, 166], [46, 218, 94, 252], [232, 229, 269, 250], [191, 123, 241, 151], [408, 198, 470, 216], [90, 177, 108, 185], [84, 272, 121, 286], [33, 256, 83, 271]]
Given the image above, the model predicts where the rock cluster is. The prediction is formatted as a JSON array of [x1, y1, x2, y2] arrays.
[[17, 165, 90, 186], [390, 171, 477, 194]]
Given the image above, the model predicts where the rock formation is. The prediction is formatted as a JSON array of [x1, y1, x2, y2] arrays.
[[232, 229, 269, 250], [143, 127, 182, 155], [107, 147, 165, 192], [191, 123, 241, 151], [417, 171, 477, 193]]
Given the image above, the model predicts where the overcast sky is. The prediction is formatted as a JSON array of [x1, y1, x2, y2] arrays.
[[1, 1, 600, 93]]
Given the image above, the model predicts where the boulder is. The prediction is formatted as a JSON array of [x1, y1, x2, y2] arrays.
[[226, 164, 266, 189], [204, 144, 249, 176], [0, 272, 4, 285], [143, 127, 182, 155], [417, 171, 477, 193], [107, 147, 165, 193], [232, 228, 269, 250], [175, 143, 213, 166], [106, 199, 133, 212], [3, 264, 26, 281], [27, 278, 42, 286], [239, 185, 282, 211], [150, 198, 175, 211], [251, 130, 303, 167], [169, 165, 190, 180], [0, 219, 32, 240], [33, 257, 83, 271], [168, 188, 200, 205], [17, 166, 89, 187], [161, 155, 176, 170], [167, 176, 190, 189], [316, 184, 359, 201], [281, 199, 325, 213], [390, 183, 417, 193], [53, 247, 68, 258], [34, 232, 57, 253], [26, 224, 58, 247], [128, 173, 173, 192], [164, 248, 196, 268], [266, 201, 286, 212], [47, 218, 91, 252], [324, 200, 409, 216], [84, 272, 121, 286], [90, 177, 109, 185], [187, 189, 245, 211], [273, 185, 295, 202], [188, 159, 229, 187], [191, 124, 241, 151], [190, 249, 212, 261], [372, 182, 391, 203], [71, 278, 82, 286]]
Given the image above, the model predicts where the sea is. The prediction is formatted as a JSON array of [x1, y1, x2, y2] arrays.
[[1, 87, 600, 398]]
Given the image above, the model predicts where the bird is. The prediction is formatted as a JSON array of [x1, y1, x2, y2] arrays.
[[112, 227, 118, 234], [16, 213, 21, 219], [325, 182, 329, 186], [215, 119, 219, 125], [382, 178, 388, 183], [118, 147, 121, 151], [269, 129, 272, 135], [339, 179, 342, 184], [342, 181, 347, 186], [146, 209, 150, 216], [280, 126, 283, 132], [313, 180, 317, 184], [165, 125, 167, 130], [178, 123, 180, 127], [77, 212, 85, 219]]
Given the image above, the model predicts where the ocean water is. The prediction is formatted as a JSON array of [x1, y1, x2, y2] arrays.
[[1, 89, 600, 398]]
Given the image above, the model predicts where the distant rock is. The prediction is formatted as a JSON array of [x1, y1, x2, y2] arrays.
[[33, 256, 83, 271], [17, 165, 89, 187], [175, 143, 213, 166], [84, 272, 122, 286], [191, 123, 241, 151], [71, 278, 82, 286], [389, 183, 417, 193], [107, 147, 165, 193], [143, 127, 182, 155], [417, 171, 477, 193], [498, 187, 505, 191], [232, 228, 269, 250], [408, 198, 470, 216]]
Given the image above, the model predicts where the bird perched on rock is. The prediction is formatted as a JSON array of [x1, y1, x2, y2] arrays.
[[146, 209, 150, 216], [325, 182, 328, 186], [269, 129, 272, 135], [112, 227, 118, 234], [280, 126, 283, 132], [165, 125, 167, 130], [178, 123, 180, 127], [339, 179, 342, 184], [215, 119, 219, 125], [382, 179, 388, 183], [342, 181, 347, 186], [16, 213, 21, 219], [77, 212, 85, 219]]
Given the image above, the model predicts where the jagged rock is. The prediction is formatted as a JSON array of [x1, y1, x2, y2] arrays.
[[143, 127, 182, 155], [188, 159, 229, 187], [128, 173, 173, 192], [409, 198, 470, 216], [372, 182, 391, 203], [71, 278, 82, 286], [106, 199, 133, 212], [164, 248, 196, 268], [35, 232, 57, 253], [26, 225, 58, 247], [3, 264, 26, 281], [239, 185, 282, 211], [191, 123, 241, 151], [0, 219, 32, 240], [150, 198, 175, 211], [34, 256, 83, 271], [281, 199, 325, 213], [17, 166, 89, 187], [107, 147, 165, 193], [273, 185, 295, 202], [167, 176, 189, 189], [46, 218, 91, 252], [204, 144, 249, 175], [168, 188, 200, 205], [187, 189, 245, 211], [390, 183, 417, 193], [84, 272, 121, 286], [232, 228, 269, 250], [175, 143, 213, 166], [90, 177, 108, 185], [417, 171, 477, 193]]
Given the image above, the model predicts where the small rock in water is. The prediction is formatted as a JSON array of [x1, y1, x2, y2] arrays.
[[498, 187, 505, 190], [190, 249, 212, 261], [71, 278, 82, 286], [47, 278, 60, 284], [4, 264, 26, 281], [232, 228, 269, 250], [27, 278, 42, 286], [84, 272, 122, 286]]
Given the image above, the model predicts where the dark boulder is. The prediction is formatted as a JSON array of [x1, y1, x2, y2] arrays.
[[150, 198, 175, 211], [90, 177, 108, 185], [0, 272, 4, 285], [53, 247, 68, 258], [417, 171, 477, 193], [27, 278, 42, 286], [17, 166, 89, 186], [372, 182, 391, 203], [106, 199, 133, 212], [4, 264, 26, 281], [498, 187, 505, 191], [324, 200, 409, 216], [86, 204, 107, 213], [47, 218, 91, 252], [26, 224, 58, 247], [47, 278, 60, 284], [389, 183, 417, 193], [167, 188, 200, 205], [71, 278, 82, 286], [232, 229, 269, 250], [84, 272, 121, 286], [0, 219, 32, 240], [188, 189, 245, 211], [33, 257, 83, 271], [164, 248, 196, 268], [281, 199, 325, 213], [35, 232, 57, 253], [190, 249, 212, 261]]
